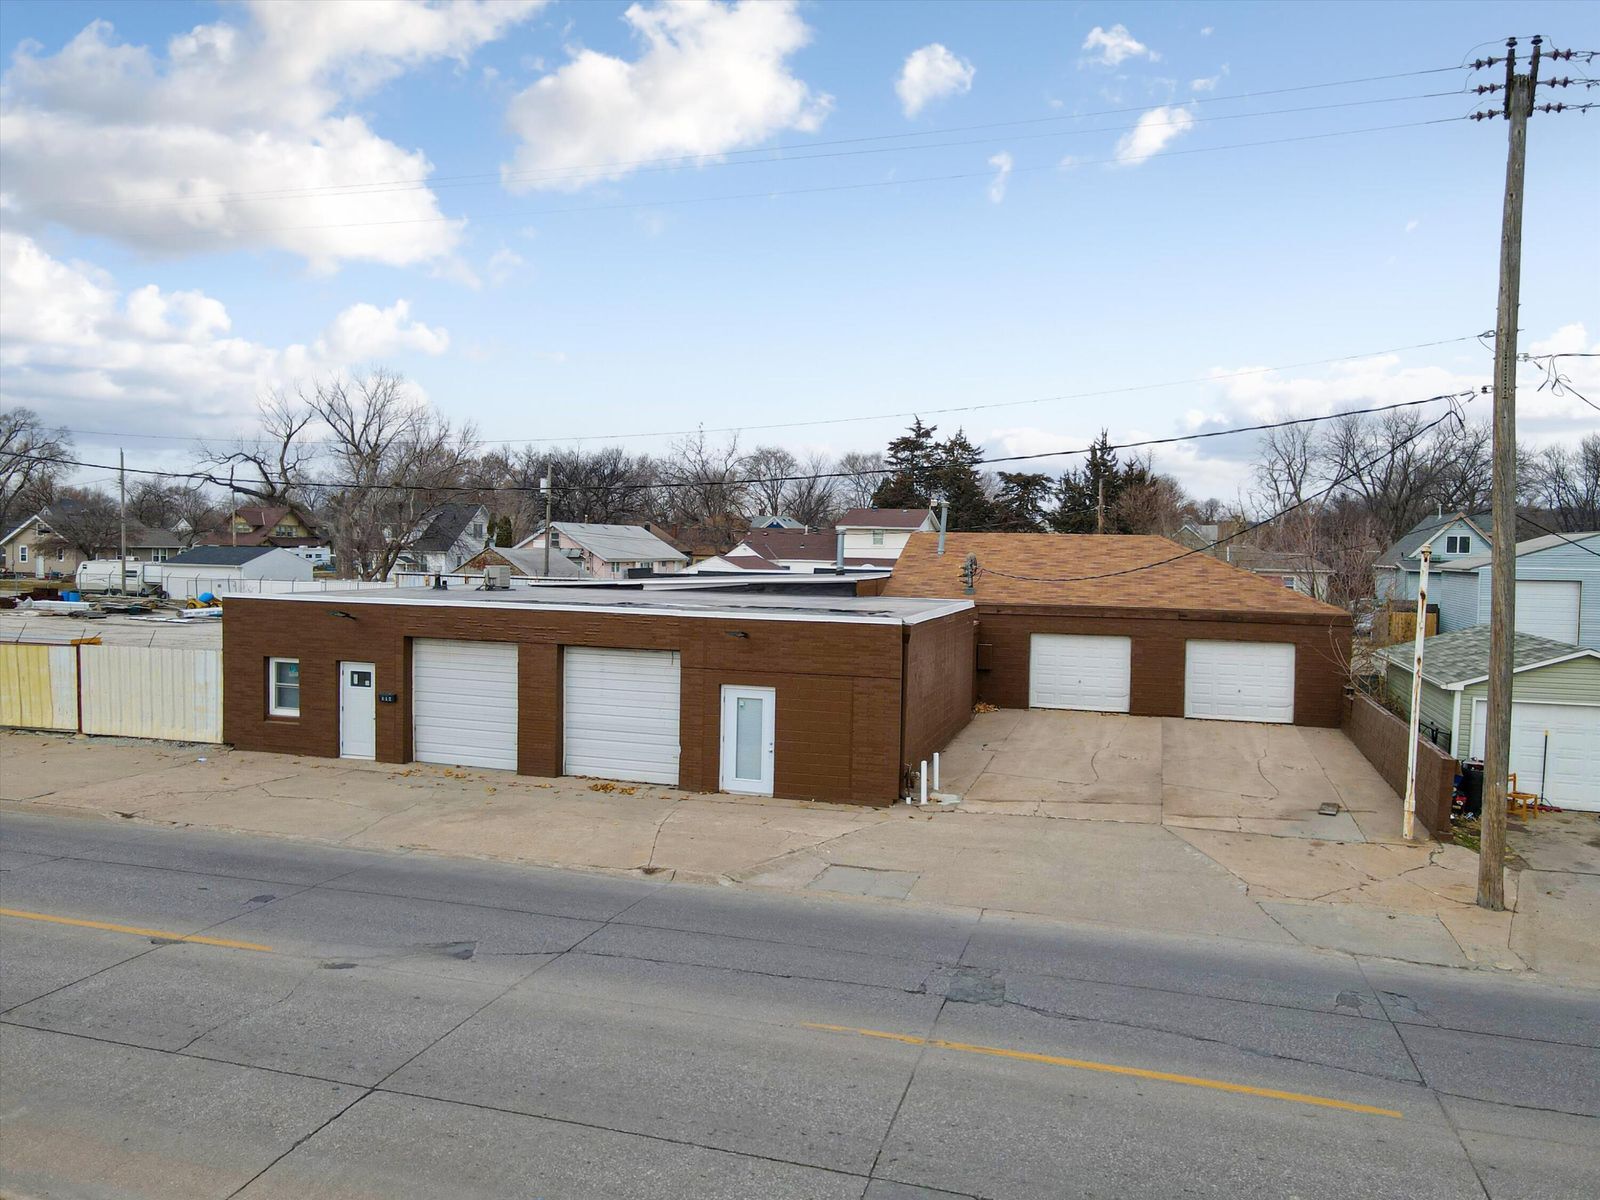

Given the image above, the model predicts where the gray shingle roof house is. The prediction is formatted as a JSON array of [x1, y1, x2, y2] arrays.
[[1375, 626, 1600, 810], [1427, 530, 1600, 649], [514, 522, 688, 579], [1374, 511, 1492, 603], [401, 503, 490, 574]]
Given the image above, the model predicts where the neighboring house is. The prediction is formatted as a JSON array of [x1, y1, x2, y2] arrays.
[[1377, 626, 1600, 812], [1374, 511, 1492, 602], [1174, 520, 1243, 557], [691, 528, 894, 574], [1221, 546, 1334, 601], [833, 508, 936, 560], [159, 546, 315, 599], [0, 503, 182, 579], [515, 522, 688, 579], [399, 503, 491, 575], [749, 515, 807, 530], [220, 586, 974, 804], [1427, 530, 1600, 649], [455, 545, 590, 580], [883, 531, 1351, 728], [201, 505, 330, 565]]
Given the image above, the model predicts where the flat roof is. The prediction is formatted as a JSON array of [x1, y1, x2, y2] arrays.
[[0, 607, 221, 649], [246, 586, 972, 626]]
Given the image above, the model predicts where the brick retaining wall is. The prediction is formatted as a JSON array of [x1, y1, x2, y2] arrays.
[[1343, 692, 1457, 839]]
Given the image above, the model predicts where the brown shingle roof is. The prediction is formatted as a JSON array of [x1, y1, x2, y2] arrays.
[[835, 507, 932, 529], [884, 532, 1346, 617]]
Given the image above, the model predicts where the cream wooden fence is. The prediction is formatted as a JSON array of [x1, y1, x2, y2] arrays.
[[0, 643, 222, 743]]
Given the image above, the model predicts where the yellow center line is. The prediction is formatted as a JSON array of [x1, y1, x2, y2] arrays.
[[802, 1022, 1403, 1119], [0, 907, 273, 953]]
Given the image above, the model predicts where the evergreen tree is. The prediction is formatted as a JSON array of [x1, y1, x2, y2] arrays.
[[494, 515, 514, 546], [871, 419, 997, 529], [1049, 430, 1121, 532], [993, 472, 1053, 531]]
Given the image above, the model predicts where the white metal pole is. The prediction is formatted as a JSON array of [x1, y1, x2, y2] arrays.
[[1402, 547, 1431, 840], [933, 751, 941, 791], [919, 761, 929, 806]]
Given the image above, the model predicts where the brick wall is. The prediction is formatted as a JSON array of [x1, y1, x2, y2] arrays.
[[901, 613, 978, 778], [222, 595, 929, 804], [1343, 692, 1456, 838], [972, 606, 1351, 728]]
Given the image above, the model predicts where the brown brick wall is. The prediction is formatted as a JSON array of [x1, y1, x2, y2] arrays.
[[901, 613, 977, 777], [222, 596, 913, 804], [972, 606, 1351, 728], [1343, 693, 1455, 838]]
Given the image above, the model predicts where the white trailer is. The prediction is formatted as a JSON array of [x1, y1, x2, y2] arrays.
[[75, 560, 163, 594]]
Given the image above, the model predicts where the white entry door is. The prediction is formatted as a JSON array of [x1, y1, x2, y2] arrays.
[[1514, 580, 1581, 644], [563, 647, 681, 785], [412, 639, 518, 770], [339, 661, 376, 760], [720, 685, 776, 795], [1184, 641, 1296, 724], [1029, 634, 1132, 712], [1471, 699, 1600, 812]]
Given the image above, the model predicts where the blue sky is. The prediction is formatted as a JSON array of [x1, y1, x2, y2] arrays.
[[2, 0, 1595, 502]]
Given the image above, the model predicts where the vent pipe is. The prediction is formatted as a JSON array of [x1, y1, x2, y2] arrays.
[[835, 530, 844, 571]]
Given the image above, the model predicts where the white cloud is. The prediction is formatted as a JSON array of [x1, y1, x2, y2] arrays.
[[502, 0, 831, 192], [1405, 219, 1420, 234], [1191, 65, 1229, 92], [1200, 26, 1214, 38], [1115, 105, 1196, 166], [0, 2, 545, 270], [486, 246, 526, 285], [0, 232, 450, 441], [1080, 24, 1158, 69], [987, 152, 1013, 203], [896, 43, 975, 117]]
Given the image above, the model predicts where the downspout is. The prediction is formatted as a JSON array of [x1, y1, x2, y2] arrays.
[[1403, 546, 1431, 840], [1450, 688, 1462, 758]]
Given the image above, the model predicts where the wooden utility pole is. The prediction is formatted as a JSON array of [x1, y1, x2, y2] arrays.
[[1478, 37, 1540, 911], [118, 449, 128, 596], [541, 463, 554, 577], [1096, 478, 1106, 534]]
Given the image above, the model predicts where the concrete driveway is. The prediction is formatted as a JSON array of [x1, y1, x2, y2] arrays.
[[940, 710, 1404, 843]]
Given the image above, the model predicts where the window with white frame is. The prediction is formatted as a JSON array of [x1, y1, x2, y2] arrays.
[[268, 658, 301, 717], [57, 547, 65, 561], [872, 530, 885, 545], [18, 545, 27, 563], [1445, 535, 1472, 554], [152, 548, 169, 562]]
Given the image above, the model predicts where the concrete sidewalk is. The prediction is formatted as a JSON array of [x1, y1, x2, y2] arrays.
[[3, 726, 1595, 987]]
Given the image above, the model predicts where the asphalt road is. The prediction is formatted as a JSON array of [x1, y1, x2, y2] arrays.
[[1, 810, 1596, 1200]]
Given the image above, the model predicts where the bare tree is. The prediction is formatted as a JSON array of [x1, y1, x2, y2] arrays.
[[200, 389, 317, 508], [835, 450, 885, 511], [36, 488, 121, 559], [0, 407, 71, 533], [742, 446, 798, 518], [1526, 434, 1600, 530], [785, 452, 840, 529], [657, 430, 748, 552], [308, 370, 477, 580], [1252, 422, 1317, 513]]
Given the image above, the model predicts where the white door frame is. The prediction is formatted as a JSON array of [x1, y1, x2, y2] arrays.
[[339, 660, 377, 760], [719, 685, 776, 795]]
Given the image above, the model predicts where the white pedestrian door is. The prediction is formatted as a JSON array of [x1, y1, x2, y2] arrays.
[[412, 639, 519, 771], [720, 685, 775, 795], [339, 661, 376, 760], [1184, 641, 1296, 724], [1029, 634, 1132, 712], [563, 647, 681, 785]]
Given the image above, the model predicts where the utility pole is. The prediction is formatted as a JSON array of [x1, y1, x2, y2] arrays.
[[118, 449, 128, 596], [1402, 546, 1431, 841], [1476, 37, 1540, 911], [541, 463, 554, 577], [1096, 478, 1106, 534]]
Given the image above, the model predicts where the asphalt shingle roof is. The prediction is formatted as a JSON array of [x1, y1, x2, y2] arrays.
[[1375, 511, 1491, 569], [1376, 625, 1592, 687], [1437, 530, 1600, 573], [835, 507, 933, 529], [883, 532, 1347, 616], [411, 503, 485, 552], [167, 546, 280, 566]]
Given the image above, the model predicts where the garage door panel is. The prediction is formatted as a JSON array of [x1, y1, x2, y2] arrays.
[[1028, 635, 1131, 713], [1185, 641, 1295, 724], [1514, 580, 1580, 644], [1471, 699, 1600, 812], [564, 647, 680, 785], [413, 639, 518, 771]]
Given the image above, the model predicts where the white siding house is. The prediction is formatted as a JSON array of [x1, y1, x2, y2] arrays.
[[1432, 531, 1600, 650], [833, 508, 937, 561]]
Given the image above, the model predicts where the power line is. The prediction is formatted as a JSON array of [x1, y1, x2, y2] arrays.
[[976, 403, 1473, 586], [9, 389, 1477, 499], [39, 66, 1475, 213], [56, 331, 1493, 449]]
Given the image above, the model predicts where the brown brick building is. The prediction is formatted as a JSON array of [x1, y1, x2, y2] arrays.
[[223, 588, 975, 805], [883, 533, 1351, 727]]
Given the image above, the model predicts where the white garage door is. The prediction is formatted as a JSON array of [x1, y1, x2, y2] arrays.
[[1185, 641, 1295, 724], [1472, 699, 1600, 812], [412, 639, 518, 771], [563, 647, 681, 785], [1028, 634, 1131, 712], [1514, 580, 1581, 644]]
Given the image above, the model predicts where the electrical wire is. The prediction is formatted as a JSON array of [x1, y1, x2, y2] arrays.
[[56, 330, 1493, 449]]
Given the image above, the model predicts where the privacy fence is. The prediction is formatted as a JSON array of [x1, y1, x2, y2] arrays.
[[0, 643, 222, 743]]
